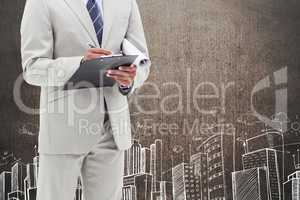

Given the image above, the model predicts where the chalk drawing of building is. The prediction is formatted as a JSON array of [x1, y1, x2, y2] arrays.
[[283, 171, 300, 200], [190, 152, 209, 200], [122, 185, 137, 200], [123, 139, 153, 200], [150, 139, 163, 193], [172, 162, 201, 200], [243, 148, 282, 200], [8, 161, 26, 200], [0, 171, 11, 200], [198, 132, 234, 200], [232, 167, 268, 200], [123, 173, 152, 200]]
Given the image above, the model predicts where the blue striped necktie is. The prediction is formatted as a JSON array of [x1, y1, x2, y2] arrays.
[[87, 0, 109, 122], [86, 0, 104, 46]]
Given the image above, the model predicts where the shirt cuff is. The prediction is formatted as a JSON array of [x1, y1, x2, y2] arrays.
[[118, 82, 133, 95]]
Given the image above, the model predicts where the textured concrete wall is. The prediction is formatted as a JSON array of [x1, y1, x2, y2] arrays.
[[133, 0, 300, 143], [132, 0, 300, 185]]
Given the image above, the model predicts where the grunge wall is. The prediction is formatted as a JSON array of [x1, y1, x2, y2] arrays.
[[0, 0, 300, 199]]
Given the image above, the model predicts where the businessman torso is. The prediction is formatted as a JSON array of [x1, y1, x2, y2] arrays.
[[21, 0, 150, 154]]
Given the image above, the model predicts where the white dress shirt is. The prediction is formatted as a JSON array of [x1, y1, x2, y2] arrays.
[[83, 0, 103, 16]]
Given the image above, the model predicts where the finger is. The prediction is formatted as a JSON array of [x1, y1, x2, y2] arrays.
[[118, 69, 136, 78], [107, 73, 133, 81], [107, 73, 132, 81], [110, 69, 135, 76], [109, 76, 130, 82], [89, 48, 112, 55], [107, 70, 134, 77], [88, 53, 106, 59], [88, 48, 112, 55], [118, 66, 137, 72], [108, 75, 131, 85], [85, 54, 106, 61]]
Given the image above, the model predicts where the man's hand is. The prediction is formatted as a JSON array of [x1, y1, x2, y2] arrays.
[[83, 48, 112, 61], [106, 64, 137, 87]]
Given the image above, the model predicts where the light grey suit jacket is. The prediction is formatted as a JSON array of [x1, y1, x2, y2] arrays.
[[20, 0, 150, 154]]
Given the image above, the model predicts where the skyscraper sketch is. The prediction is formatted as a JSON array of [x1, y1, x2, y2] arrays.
[[197, 131, 234, 200], [239, 127, 295, 200], [150, 143, 156, 193], [124, 140, 142, 176], [122, 185, 137, 200], [150, 139, 163, 193], [123, 139, 153, 200], [232, 167, 268, 200], [159, 181, 170, 200], [24, 163, 37, 200], [243, 148, 282, 200], [190, 152, 209, 200], [172, 162, 200, 200], [0, 171, 11, 200], [283, 171, 300, 200], [161, 169, 173, 200], [8, 161, 26, 200], [245, 130, 283, 153], [141, 147, 151, 174], [123, 173, 152, 200]]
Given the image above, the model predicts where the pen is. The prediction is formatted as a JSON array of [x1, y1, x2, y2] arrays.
[[88, 44, 123, 57]]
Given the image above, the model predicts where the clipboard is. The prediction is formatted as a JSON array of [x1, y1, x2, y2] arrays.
[[63, 55, 138, 90]]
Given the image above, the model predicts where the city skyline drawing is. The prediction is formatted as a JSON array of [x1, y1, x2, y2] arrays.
[[1, 116, 300, 200]]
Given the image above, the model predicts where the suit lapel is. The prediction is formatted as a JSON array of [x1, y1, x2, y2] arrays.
[[63, 0, 99, 46], [63, 0, 115, 48], [102, 0, 115, 47]]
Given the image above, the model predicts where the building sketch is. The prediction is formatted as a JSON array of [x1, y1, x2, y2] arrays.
[[150, 140, 163, 193], [190, 152, 209, 200], [283, 171, 300, 200], [123, 173, 152, 200], [232, 167, 268, 200], [195, 131, 234, 200], [242, 148, 282, 200], [122, 185, 137, 200], [8, 161, 26, 200], [172, 162, 201, 200], [141, 147, 151, 174], [234, 127, 295, 200], [124, 140, 142, 176], [245, 130, 283, 153], [159, 181, 170, 200], [0, 124, 299, 200], [0, 171, 11, 200]]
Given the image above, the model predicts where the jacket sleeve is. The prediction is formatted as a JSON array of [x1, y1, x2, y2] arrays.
[[125, 0, 151, 94], [20, 0, 82, 87]]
